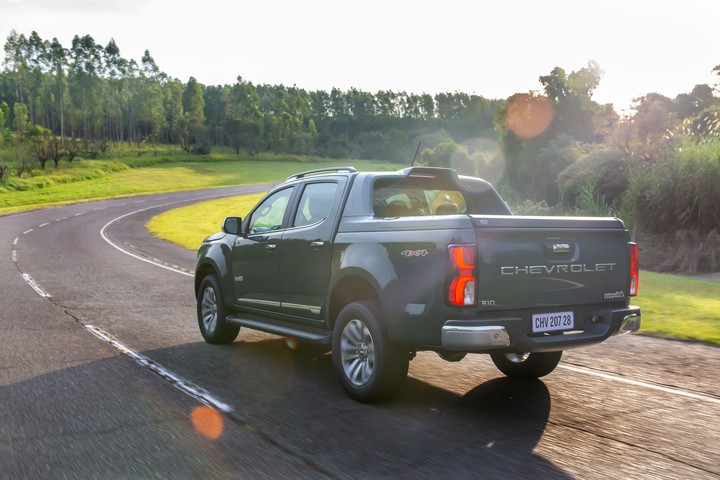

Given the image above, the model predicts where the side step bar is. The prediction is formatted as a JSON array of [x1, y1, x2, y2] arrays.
[[226, 315, 332, 345]]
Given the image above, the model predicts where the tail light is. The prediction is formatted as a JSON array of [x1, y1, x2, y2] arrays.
[[629, 242, 639, 296], [448, 245, 476, 306]]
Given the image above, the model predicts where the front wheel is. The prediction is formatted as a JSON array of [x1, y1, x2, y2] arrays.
[[332, 301, 409, 402], [490, 351, 563, 379], [197, 275, 240, 344]]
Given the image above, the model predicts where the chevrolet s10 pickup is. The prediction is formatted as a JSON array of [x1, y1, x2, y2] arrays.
[[195, 166, 640, 401]]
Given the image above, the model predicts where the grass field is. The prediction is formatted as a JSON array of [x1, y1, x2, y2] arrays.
[[634, 271, 720, 344], [149, 195, 720, 345], [146, 194, 266, 250], [0, 149, 398, 214]]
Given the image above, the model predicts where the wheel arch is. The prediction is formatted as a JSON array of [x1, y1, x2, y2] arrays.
[[195, 259, 233, 311], [194, 262, 218, 298], [328, 272, 381, 330], [195, 238, 233, 301]]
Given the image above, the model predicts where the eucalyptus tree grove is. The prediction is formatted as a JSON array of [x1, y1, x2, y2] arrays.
[[1, 30, 500, 162]]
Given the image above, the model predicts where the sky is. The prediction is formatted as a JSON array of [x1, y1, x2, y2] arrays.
[[1, 0, 718, 113]]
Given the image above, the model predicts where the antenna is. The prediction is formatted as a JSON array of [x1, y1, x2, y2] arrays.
[[410, 140, 421, 167]]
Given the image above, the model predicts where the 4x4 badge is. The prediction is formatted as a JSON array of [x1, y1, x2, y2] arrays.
[[401, 249, 429, 257]]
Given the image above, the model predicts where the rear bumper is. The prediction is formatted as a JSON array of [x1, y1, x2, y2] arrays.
[[441, 305, 640, 353]]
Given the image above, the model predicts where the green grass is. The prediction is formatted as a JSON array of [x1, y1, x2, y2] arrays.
[[0, 148, 399, 214], [147, 194, 266, 250], [633, 271, 720, 344]]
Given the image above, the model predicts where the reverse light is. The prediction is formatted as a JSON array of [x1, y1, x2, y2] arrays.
[[448, 245, 477, 306], [629, 242, 639, 296]]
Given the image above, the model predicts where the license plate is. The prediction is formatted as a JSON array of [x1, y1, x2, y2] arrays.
[[532, 311, 574, 333]]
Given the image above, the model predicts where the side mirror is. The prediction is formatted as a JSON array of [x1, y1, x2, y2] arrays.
[[222, 216, 243, 235]]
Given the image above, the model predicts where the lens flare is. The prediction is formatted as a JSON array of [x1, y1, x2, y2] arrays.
[[190, 406, 224, 440], [506, 93, 554, 139], [285, 338, 298, 350]]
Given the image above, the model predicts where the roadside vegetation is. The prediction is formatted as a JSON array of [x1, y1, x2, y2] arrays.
[[0, 147, 396, 214]]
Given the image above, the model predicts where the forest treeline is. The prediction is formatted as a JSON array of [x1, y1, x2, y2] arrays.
[[0, 30, 500, 163], [2, 30, 720, 272]]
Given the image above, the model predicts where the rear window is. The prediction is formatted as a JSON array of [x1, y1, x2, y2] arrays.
[[374, 184, 466, 217], [373, 177, 511, 217]]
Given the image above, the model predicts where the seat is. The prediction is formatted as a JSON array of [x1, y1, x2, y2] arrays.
[[306, 194, 330, 224], [435, 203, 459, 215], [296, 194, 331, 226], [385, 200, 410, 217]]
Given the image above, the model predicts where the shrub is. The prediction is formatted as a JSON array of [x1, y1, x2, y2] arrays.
[[626, 139, 720, 234], [191, 144, 211, 155], [557, 148, 630, 208]]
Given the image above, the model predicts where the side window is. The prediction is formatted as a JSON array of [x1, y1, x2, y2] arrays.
[[426, 190, 467, 215], [374, 187, 427, 217], [294, 182, 338, 227], [248, 188, 293, 234]]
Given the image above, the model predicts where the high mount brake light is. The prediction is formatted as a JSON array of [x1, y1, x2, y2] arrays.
[[448, 245, 476, 306], [629, 242, 639, 296]]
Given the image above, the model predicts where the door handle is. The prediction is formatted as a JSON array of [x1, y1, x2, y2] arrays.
[[311, 241, 325, 249], [265, 244, 277, 251]]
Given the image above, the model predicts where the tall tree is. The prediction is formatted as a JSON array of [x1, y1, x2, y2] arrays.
[[68, 34, 104, 144], [539, 60, 603, 142], [48, 38, 68, 143], [182, 77, 205, 147], [162, 79, 185, 144], [226, 77, 263, 153], [3, 31, 28, 108]]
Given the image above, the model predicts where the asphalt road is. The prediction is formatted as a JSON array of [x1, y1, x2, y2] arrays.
[[1, 188, 719, 479]]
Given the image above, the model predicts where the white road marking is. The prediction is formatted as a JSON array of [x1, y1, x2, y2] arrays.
[[21, 273, 51, 298], [12, 250, 17, 263], [100, 204, 196, 278], [13, 237, 19, 246], [55, 217, 67, 222], [559, 364, 720, 405], [38, 222, 49, 227], [7, 190, 268, 417], [84, 325, 233, 413]]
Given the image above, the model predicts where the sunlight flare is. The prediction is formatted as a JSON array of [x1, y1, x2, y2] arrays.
[[190, 406, 224, 440]]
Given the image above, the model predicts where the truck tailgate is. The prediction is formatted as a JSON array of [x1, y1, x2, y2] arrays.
[[472, 215, 631, 310]]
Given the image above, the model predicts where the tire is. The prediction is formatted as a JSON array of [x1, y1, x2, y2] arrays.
[[197, 274, 240, 344], [490, 351, 563, 379], [332, 301, 409, 402]]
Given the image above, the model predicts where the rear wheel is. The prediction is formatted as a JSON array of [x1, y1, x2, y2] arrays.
[[197, 275, 240, 344], [490, 351, 563, 379], [332, 301, 409, 402]]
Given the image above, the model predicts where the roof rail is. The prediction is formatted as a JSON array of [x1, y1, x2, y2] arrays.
[[286, 166, 358, 181]]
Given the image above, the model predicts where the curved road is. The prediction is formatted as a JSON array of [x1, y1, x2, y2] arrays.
[[1, 188, 719, 479]]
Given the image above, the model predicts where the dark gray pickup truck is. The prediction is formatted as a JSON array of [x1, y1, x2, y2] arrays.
[[195, 166, 640, 401]]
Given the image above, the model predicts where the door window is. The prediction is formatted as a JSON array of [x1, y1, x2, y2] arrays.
[[248, 188, 293, 234], [294, 183, 338, 227]]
